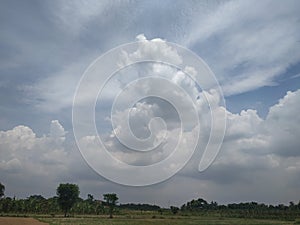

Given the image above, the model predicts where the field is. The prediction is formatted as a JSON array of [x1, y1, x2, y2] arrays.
[[35, 215, 300, 225], [1, 211, 300, 225], [0, 217, 48, 225]]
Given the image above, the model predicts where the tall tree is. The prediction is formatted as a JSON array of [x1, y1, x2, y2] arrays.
[[0, 182, 4, 198], [56, 183, 79, 217], [103, 193, 118, 218]]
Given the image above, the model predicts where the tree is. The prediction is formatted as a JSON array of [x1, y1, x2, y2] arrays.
[[103, 193, 118, 218], [87, 194, 94, 203], [0, 182, 5, 198], [56, 183, 79, 217], [27, 195, 46, 213], [170, 206, 179, 214]]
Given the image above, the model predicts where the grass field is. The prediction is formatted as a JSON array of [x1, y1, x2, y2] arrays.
[[38, 215, 300, 225]]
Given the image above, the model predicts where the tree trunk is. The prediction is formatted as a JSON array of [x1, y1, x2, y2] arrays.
[[109, 208, 113, 218]]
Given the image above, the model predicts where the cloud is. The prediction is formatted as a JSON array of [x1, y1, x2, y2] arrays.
[[48, 0, 112, 35], [158, 89, 299, 205], [71, 34, 299, 191], [0, 120, 94, 197], [196, 89, 300, 187], [13, 1, 300, 116], [0, 120, 67, 170], [225, 109, 263, 141], [265, 90, 300, 157], [50, 120, 67, 138], [1, 0, 300, 204], [119, 34, 183, 66], [0, 158, 22, 173], [69, 34, 227, 185], [19, 61, 88, 112], [1, 89, 300, 204], [184, 0, 300, 96]]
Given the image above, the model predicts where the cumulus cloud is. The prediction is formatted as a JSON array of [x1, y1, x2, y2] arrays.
[[119, 34, 182, 67], [50, 120, 66, 137], [72, 34, 299, 190], [71, 88, 300, 203], [1, 88, 300, 203], [196, 89, 300, 188], [70, 34, 227, 185], [0, 120, 68, 171], [265, 90, 300, 157], [106, 87, 300, 178]]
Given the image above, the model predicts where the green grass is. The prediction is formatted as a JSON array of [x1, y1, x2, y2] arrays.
[[38, 215, 298, 225]]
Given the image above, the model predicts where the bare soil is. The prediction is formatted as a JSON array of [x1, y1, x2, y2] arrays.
[[0, 217, 48, 225]]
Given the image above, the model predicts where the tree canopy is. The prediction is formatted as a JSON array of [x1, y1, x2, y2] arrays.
[[0, 183, 4, 198], [0, 182, 5, 198], [56, 183, 79, 217], [103, 193, 118, 218]]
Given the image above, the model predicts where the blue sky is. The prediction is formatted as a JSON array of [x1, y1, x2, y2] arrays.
[[0, 0, 300, 206]]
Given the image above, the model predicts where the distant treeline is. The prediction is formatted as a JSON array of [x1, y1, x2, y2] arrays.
[[178, 198, 300, 220], [119, 203, 160, 211], [1, 195, 300, 219], [0, 182, 299, 220], [0, 195, 103, 215], [0, 194, 161, 215]]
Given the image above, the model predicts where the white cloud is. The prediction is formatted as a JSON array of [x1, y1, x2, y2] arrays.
[[20, 61, 89, 112], [1, 89, 300, 203], [74, 84, 300, 201], [202, 89, 300, 181], [50, 120, 67, 139], [222, 67, 282, 96], [226, 109, 263, 140], [184, 0, 300, 95], [265, 90, 300, 156], [0, 121, 68, 176], [122, 34, 182, 66]]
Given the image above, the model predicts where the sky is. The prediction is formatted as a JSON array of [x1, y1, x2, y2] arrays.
[[0, 0, 300, 207]]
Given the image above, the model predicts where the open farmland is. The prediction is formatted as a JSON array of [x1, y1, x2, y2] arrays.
[[37, 215, 299, 225], [0, 217, 48, 225]]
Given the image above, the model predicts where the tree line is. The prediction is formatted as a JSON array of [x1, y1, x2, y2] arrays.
[[176, 198, 300, 220], [0, 182, 121, 218], [0, 182, 299, 220]]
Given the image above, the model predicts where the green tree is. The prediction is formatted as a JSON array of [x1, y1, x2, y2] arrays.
[[170, 206, 179, 214], [0, 183, 4, 198], [103, 193, 118, 218], [1, 197, 12, 213], [47, 196, 60, 214], [56, 183, 79, 217], [87, 194, 94, 202], [27, 195, 45, 213]]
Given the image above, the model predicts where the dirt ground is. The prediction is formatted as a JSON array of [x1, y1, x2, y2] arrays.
[[0, 217, 48, 225]]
